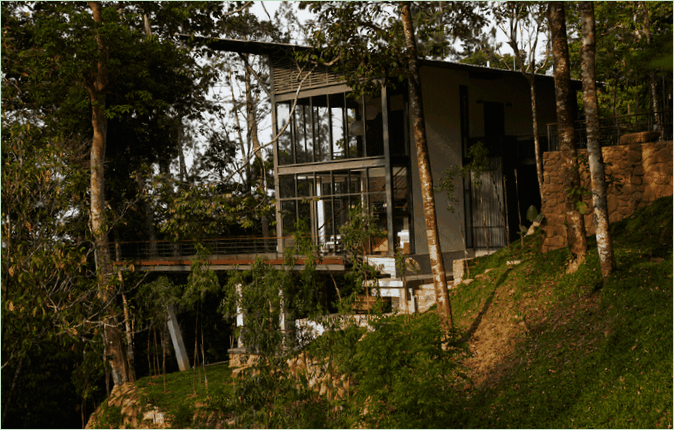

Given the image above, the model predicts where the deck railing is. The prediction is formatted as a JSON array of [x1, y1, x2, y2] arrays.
[[109, 234, 351, 261], [547, 111, 672, 152], [109, 236, 280, 261]]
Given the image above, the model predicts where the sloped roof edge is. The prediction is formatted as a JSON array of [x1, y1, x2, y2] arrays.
[[187, 36, 580, 88], [181, 35, 311, 56]]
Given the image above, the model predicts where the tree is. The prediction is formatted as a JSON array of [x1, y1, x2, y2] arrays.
[[300, 1, 488, 329], [1, 122, 101, 427], [399, 2, 453, 329], [2, 0, 232, 397], [548, 1, 587, 264], [567, 2, 672, 118], [493, 2, 551, 199], [579, 2, 616, 280]]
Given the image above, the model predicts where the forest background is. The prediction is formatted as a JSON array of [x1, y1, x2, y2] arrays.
[[1, 1, 671, 428]]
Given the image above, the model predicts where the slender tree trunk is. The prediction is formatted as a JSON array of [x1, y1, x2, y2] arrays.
[[580, 2, 616, 280], [548, 1, 588, 263], [243, 54, 271, 248], [528, 76, 544, 197], [88, 1, 130, 387], [400, 2, 453, 329], [228, 66, 251, 189], [640, 1, 661, 132], [114, 229, 137, 382], [1, 356, 23, 427]]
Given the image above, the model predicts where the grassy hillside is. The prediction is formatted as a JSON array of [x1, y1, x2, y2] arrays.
[[451, 195, 672, 428], [90, 196, 673, 428]]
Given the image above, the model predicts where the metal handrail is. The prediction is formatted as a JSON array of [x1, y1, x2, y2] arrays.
[[547, 110, 672, 151], [109, 234, 350, 261]]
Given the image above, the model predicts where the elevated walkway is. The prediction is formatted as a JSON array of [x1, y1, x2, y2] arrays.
[[109, 237, 346, 272]]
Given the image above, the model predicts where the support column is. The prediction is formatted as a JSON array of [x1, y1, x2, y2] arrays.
[[166, 304, 190, 371], [236, 283, 244, 348], [381, 86, 395, 256]]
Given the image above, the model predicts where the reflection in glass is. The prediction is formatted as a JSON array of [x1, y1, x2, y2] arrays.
[[296, 174, 314, 197], [296, 104, 311, 163], [298, 199, 311, 229], [349, 169, 365, 194], [333, 171, 348, 195], [281, 200, 296, 236], [331, 106, 345, 160], [316, 172, 332, 196], [392, 166, 408, 211], [277, 102, 293, 165], [347, 97, 362, 157], [316, 198, 333, 246], [365, 97, 384, 156], [279, 175, 295, 198]]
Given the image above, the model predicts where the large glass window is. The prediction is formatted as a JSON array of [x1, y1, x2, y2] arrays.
[[276, 92, 375, 165], [278, 166, 405, 255]]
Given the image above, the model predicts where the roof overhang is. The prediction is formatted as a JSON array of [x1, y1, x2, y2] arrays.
[[181, 35, 311, 57], [186, 36, 582, 91]]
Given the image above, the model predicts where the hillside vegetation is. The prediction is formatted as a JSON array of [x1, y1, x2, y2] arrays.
[[88, 196, 673, 429]]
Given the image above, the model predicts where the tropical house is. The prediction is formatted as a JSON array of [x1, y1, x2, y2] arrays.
[[202, 37, 574, 312]]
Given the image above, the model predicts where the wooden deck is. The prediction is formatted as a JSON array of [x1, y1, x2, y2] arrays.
[[112, 254, 346, 272], [109, 237, 346, 272]]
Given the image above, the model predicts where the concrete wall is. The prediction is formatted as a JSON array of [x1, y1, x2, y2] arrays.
[[411, 64, 559, 256], [411, 65, 465, 255], [540, 141, 673, 252]]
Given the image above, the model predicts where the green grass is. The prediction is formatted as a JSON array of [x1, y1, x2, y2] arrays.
[[454, 196, 673, 428], [134, 363, 233, 428], [102, 196, 672, 428]]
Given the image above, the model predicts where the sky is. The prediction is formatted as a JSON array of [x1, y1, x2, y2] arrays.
[[185, 2, 538, 180]]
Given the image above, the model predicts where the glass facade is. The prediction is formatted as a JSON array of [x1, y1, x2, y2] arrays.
[[277, 167, 388, 253], [275, 89, 411, 255], [276, 93, 390, 166]]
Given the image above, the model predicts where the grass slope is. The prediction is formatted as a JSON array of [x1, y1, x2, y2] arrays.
[[453, 195, 672, 428], [103, 196, 672, 429]]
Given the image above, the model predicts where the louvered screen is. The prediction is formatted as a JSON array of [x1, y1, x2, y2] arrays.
[[272, 57, 344, 94], [470, 157, 508, 249]]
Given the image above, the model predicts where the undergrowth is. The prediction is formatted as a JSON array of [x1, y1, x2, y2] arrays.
[[454, 195, 672, 428], [101, 196, 672, 428]]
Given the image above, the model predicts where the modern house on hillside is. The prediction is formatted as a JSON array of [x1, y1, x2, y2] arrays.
[[202, 38, 578, 310], [205, 39, 572, 251]]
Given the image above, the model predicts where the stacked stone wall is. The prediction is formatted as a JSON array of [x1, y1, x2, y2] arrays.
[[540, 141, 672, 253]]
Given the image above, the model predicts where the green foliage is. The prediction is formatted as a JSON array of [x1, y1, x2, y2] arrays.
[[526, 205, 539, 223], [97, 403, 124, 429], [301, 2, 488, 97], [349, 313, 470, 428], [567, 2, 673, 117], [338, 205, 385, 312], [1, 121, 110, 427]]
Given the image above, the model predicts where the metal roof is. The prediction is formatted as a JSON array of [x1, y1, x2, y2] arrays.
[[186, 36, 579, 87]]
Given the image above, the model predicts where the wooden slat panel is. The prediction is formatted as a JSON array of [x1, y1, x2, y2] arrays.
[[470, 157, 507, 248], [272, 58, 345, 94]]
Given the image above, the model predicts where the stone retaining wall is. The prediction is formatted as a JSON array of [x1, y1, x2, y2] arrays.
[[540, 141, 672, 253]]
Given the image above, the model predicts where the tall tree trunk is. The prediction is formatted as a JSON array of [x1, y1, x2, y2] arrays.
[[243, 54, 271, 248], [528, 75, 544, 197], [400, 2, 453, 329], [580, 2, 616, 280], [114, 229, 137, 382], [88, 1, 130, 387], [228, 66, 252, 190], [548, 1, 587, 263], [639, 1, 662, 133]]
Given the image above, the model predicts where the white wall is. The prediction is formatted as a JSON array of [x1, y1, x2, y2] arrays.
[[409, 64, 559, 256], [410, 65, 468, 255]]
